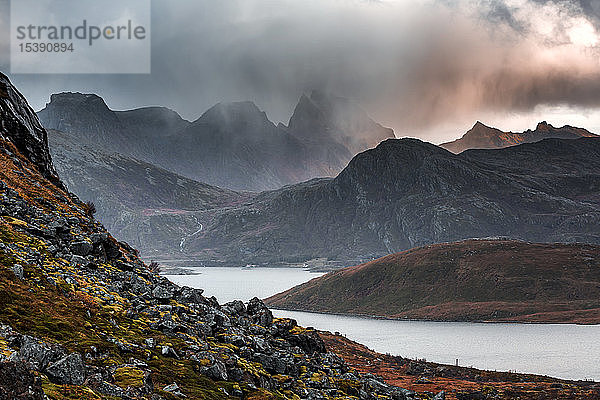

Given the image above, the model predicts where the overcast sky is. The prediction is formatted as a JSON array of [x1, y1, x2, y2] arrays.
[[2, 0, 600, 143]]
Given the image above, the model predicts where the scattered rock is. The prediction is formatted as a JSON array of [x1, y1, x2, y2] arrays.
[[70, 241, 93, 256], [163, 382, 186, 397], [11, 263, 23, 279], [202, 361, 228, 381], [153, 285, 173, 302]]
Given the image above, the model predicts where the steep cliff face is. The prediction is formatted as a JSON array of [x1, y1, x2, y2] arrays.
[[0, 73, 62, 188], [0, 74, 417, 399]]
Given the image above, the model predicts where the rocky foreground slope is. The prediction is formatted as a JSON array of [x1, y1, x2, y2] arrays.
[[266, 240, 600, 323], [0, 73, 431, 399], [440, 121, 597, 153]]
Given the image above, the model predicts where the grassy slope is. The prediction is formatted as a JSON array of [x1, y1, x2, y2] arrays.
[[266, 240, 600, 323]]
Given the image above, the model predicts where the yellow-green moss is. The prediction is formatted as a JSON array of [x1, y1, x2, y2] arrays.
[[113, 366, 145, 388]]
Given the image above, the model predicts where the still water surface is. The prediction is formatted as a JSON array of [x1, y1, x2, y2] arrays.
[[165, 266, 600, 381]]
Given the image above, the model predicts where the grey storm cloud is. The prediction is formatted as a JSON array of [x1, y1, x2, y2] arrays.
[[1, 0, 600, 138]]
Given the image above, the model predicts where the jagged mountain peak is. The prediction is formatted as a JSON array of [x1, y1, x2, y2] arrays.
[[536, 120, 551, 131], [288, 90, 394, 153], [196, 101, 275, 131], [442, 120, 597, 153], [463, 121, 504, 138]]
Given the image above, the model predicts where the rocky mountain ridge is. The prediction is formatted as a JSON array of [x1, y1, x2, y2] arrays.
[[441, 121, 597, 153], [47, 128, 252, 258], [176, 137, 600, 265]]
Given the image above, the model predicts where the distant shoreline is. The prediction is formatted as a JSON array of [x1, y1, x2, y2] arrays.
[[270, 306, 600, 326]]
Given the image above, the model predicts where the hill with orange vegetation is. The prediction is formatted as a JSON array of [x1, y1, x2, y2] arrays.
[[266, 240, 600, 323]]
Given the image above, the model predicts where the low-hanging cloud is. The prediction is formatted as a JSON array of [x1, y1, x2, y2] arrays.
[[2, 0, 600, 141]]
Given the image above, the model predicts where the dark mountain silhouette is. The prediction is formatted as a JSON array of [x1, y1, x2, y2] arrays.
[[179, 137, 600, 265]]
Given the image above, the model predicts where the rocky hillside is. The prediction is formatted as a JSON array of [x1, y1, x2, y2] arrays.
[[179, 137, 600, 265], [441, 121, 597, 153], [39, 92, 393, 191], [266, 240, 600, 323], [47, 129, 252, 258], [0, 73, 431, 399]]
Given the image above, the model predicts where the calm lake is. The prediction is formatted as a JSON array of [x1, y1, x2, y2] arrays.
[[165, 266, 600, 381]]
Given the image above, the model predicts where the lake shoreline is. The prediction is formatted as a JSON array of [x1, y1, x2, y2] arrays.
[[320, 330, 600, 398], [269, 305, 600, 326]]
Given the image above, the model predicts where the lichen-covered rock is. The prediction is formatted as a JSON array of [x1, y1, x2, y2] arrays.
[[152, 285, 173, 302], [45, 352, 86, 385], [247, 297, 273, 327]]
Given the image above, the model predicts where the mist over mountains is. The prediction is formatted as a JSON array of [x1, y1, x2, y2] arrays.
[[39, 90, 394, 192]]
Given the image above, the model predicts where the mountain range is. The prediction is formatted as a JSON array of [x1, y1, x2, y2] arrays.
[[39, 90, 394, 191], [39, 89, 600, 265], [441, 120, 597, 153], [47, 129, 252, 258]]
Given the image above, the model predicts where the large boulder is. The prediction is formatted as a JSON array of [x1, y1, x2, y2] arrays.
[[18, 336, 61, 371], [247, 297, 273, 327], [45, 352, 86, 385]]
